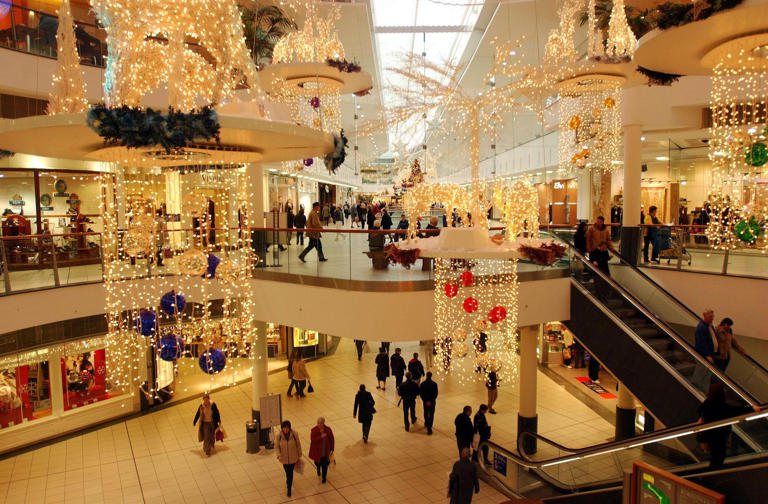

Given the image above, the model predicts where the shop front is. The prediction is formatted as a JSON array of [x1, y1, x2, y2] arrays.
[[536, 179, 578, 226]]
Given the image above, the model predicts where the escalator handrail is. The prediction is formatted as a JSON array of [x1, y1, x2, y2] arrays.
[[545, 228, 768, 380], [478, 408, 768, 493], [566, 245, 760, 407]]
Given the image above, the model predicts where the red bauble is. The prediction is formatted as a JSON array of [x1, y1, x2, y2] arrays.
[[463, 297, 478, 313], [444, 283, 459, 298], [460, 271, 474, 286], [488, 306, 507, 324]]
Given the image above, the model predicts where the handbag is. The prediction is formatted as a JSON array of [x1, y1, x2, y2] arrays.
[[307, 381, 314, 393], [295, 457, 305, 475]]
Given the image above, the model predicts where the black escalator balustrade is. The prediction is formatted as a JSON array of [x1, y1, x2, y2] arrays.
[[561, 247, 766, 453], [477, 408, 768, 502]]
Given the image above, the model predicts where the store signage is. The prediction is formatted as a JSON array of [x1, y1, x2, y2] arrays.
[[553, 181, 565, 189], [493, 452, 507, 476], [9, 194, 24, 206], [54, 179, 69, 197]]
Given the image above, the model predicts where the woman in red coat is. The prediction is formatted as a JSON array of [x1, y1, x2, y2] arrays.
[[308, 417, 335, 483]]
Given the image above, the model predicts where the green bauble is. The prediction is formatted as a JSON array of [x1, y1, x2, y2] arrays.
[[745, 142, 768, 167], [734, 216, 761, 243]]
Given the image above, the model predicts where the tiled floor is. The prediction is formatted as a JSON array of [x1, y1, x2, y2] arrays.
[[0, 339, 616, 504]]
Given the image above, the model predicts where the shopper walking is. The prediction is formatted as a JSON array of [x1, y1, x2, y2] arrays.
[[286, 200, 295, 244], [353, 384, 376, 443], [454, 406, 474, 456], [359, 203, 367, 229], [697, 383, 758, 468], [472, 404, 491, 465], [334, 205, 345, 241], [354, 339, 366, 360], [292, 354, 309, 398], [395, 215, 408, 242], [322, 204, 330, 225], [309, 417, 334, 484], [286, 350, 298, 397], [398, 372, 420, 431], [448, 447, 480, 504], [294, 206, 306, 246], [192, 392, 221, 457], [390, 347, 406, 388], [298, 202, 327, 263], [367, 205, 376, 230], [350, 203, 358, 228], [714, 317, 748, 372], [408, 353, 425, 383], [381, 209, 393, 242], [486, 371, 498, 414], [420, 371, 438, 435], [380, 341, 390, 353], [573, 221, 587, 254], [643, 205, 662, 264], [276, 420, 302, 497], [375, 347, 389, 390]]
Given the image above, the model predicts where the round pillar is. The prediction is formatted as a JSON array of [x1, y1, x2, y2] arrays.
[[251, 320, 270, 444], [620, 124, 643, 264], [615, 382, 637, 440], [518, 324, 540, 455]]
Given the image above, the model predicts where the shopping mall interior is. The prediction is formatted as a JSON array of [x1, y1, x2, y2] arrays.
[[0, 0, 766, 502]]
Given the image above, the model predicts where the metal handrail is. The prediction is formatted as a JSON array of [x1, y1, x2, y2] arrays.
[[479, 408, 768, 494], [568, 246, 760, 407], [548, 228, 768, 380]]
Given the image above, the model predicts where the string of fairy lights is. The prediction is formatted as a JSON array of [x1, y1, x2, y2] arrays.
[[47, 0, 88, 114]]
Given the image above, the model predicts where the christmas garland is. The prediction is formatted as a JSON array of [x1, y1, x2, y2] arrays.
[[385, 244, 420, 269], [324, 130, 349, 174], [636, 66, 683, 86], [518, 242, 567, 266], [326, 58, 362, 73], [86, 104, 221, 153]]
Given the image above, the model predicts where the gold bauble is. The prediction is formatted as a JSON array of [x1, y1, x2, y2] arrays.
[[177, 248, 208, 275], [589, 122, 601, 135], [604, 97, 616, 109], [580, 148, 591, 159], [568, 115, 581, 130], [312, 117, 323, 129], [124, 228, 152, 257], [575, 157, 588, 169], [591, 107, 602, 119], [571, 153, 583, 164], [452, 341, 468, 358], [183, 192, 208, 218], [455, 329, 468, 343], [324, 107, 336, 118], [728, 131, 752, 150], [216, 258, 242, 283]]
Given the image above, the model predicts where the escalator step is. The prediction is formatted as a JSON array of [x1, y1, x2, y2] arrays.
[[673, 361, 697, 377]]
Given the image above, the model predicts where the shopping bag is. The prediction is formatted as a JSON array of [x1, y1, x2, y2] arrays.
[[329, 452, 336, 470], [472, 433, 481, 450], [307, 381, 315, 393], [295, 458, 305, 475], [215, 425, 227, 442]]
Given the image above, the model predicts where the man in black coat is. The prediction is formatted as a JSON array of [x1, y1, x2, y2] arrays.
[[398, 372, 420, 431], [408, 353, 425, 383], [419, 372, 438, 435], [353, 384, 376, 443], [448, 448, 479, 504], [454, 405, 474, 456], [394, 216, 409, 242], [390, 348, 406, 388], [381, 210, 393, 242]]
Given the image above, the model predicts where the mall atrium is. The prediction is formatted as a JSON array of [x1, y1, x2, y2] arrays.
[[0, 0, 766, 502]]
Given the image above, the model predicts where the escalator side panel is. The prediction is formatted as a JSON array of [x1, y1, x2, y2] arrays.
[[564, 283, 700, 426]]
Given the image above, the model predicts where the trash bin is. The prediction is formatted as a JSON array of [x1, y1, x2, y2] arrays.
[[246, 421, 260, 453]]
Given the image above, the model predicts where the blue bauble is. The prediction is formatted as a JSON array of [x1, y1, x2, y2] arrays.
[[159, 333, 183, 362], [160, 290, 186, 316], [199, 348, 226, 374], [133, 309, 157, 337], [203, 254, 220, 279]]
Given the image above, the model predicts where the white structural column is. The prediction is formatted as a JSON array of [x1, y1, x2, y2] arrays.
[[615, 382, 637, 440], [518, 324, 540, 455], [251, 320, 269, 442], [576, 170, 591, 221], [247, 163, 266, 227], [620, 124, 643, 263]]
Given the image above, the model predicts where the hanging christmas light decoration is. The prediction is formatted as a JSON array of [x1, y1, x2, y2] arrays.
[[47, 0, 88, 114], [706, 41, 768, 250]]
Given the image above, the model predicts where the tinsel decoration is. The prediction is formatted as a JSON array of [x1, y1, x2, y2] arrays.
[[384, 244, 420, 269], [199, 348, 227, 374], [86, 104, 221, 152], [636, 66, 683, 87], [326, 58, 362, 73], [160, 291, 186, 316], [324, 130, 349, 173]]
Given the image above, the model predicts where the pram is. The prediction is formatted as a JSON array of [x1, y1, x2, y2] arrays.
[[658, 227, 691, 265]]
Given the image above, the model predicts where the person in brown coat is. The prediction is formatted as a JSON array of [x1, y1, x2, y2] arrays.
[[714, 317, 748, 371], [299, 202, 327, 263], [192, 393, 221, 457], [276, 420, 302, 497], [586, 216, 612, 254]]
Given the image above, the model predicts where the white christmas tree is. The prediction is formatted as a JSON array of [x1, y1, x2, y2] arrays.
[[47, 0, 88, 114]]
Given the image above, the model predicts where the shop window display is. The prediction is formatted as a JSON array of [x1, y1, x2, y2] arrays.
[[0, 353, 52, 429], [61, 348, 118, 410]]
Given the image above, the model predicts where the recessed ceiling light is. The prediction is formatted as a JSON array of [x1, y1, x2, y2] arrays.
[[656, 156, 669, 161], [640, 136, 646, 141]]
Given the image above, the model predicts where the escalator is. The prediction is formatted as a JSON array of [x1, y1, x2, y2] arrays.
[[551, 239, 768, 444], [478, 408, 768, 503]]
